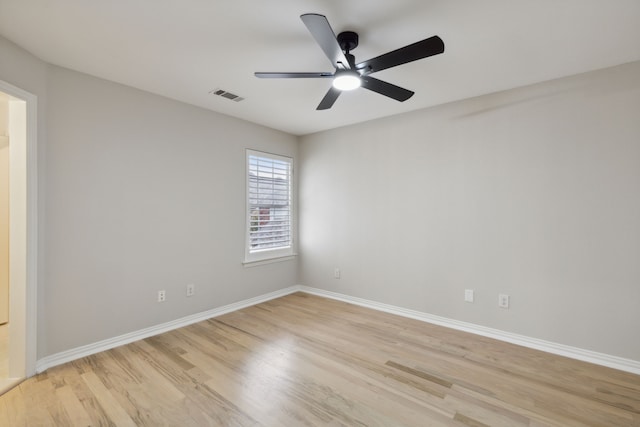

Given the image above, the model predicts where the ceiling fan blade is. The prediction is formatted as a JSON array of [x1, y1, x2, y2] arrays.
[[301, 13, 351, 69], [255, 72, 334, 78], [356, 35, 444, 75], [317, 87, 341, 110], [360, 76, 414, 102]]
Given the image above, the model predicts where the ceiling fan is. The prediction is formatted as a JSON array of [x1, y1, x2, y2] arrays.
[[255, 13, 445, 110]]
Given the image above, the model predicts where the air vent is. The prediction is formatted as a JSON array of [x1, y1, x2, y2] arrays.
[[209, 88, 245, 102]]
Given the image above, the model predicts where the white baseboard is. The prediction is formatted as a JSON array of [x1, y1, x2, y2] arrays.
[[36, 284, 640, 376], [298, 286, 640, 376], [35, 286, 300, 373]]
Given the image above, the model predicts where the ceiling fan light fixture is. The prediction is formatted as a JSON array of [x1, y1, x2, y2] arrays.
[[332, 71, 361, 91]]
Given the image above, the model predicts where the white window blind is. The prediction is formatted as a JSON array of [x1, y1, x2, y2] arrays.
[[246, 150, 293, 260]]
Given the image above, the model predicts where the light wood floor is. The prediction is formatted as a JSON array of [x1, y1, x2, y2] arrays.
[[1, 293, 639, 426]]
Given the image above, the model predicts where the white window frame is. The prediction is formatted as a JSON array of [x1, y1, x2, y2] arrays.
[[244, 149, 295, 265]]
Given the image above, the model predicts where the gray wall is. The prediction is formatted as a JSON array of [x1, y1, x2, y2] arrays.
[[299, 61, 640, 361], [1, 36, 298, 357], [43, 66, 298, 355]]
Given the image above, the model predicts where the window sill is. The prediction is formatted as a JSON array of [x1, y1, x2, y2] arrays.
[[243, 254, 298, 268]]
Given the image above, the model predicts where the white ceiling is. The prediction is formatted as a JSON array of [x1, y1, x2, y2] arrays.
[[1, 1, 639, 136]]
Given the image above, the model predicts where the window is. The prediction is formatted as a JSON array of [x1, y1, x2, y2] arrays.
[[245, 150, 294, 263]]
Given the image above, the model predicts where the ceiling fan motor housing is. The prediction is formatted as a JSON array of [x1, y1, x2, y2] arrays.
[[337, 31, 359, 52]]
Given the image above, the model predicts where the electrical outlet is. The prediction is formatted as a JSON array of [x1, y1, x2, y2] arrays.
[[464, 289, 474, 303], [334, 268, 341, 279], [186, 284, 195, 297], [498, 293, 509, 309], [157, 290, 166, 302]]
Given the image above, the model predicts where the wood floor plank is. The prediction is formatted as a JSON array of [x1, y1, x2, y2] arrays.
[[1, 292, 639, 426], [54, 384, 95, 426], [81, 370, 137, 426]]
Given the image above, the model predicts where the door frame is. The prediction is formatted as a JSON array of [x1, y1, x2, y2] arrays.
[[0, 79, 38, 380]]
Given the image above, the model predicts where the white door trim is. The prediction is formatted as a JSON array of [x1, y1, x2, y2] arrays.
[[0, 79, 38, 379]]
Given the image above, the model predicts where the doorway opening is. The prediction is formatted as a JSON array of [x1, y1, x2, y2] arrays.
[[0, 80, 37, 394]]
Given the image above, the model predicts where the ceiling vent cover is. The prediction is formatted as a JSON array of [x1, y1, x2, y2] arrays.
[[210, 88, 244, 102]]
